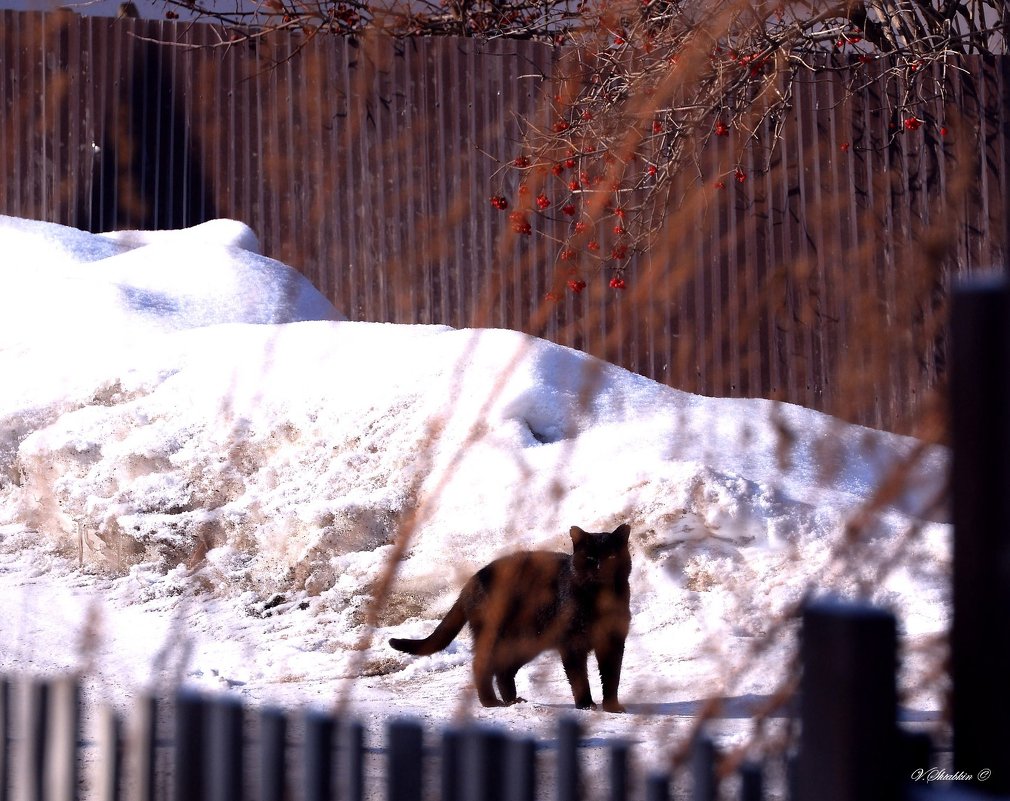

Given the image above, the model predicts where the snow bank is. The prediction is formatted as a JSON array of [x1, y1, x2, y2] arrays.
[[0, 216, 950, 726]]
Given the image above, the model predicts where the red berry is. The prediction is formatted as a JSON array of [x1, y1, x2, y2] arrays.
[[714, 180, 726, 189], [562, 204, 577, 216], [611, 244, 628, 259], [613, 225, 626, 235], [567, 279, 587, 293], [588, 240, 600, 251], [652, 120, 664, 134], [647, 165, 658, 176], [553, 120, 570, 133], [568, 179, 581, 191], [518, 184, 530, 195], [490, 195, 508, 210], [609, 277, 626, 290], [940, 126, 948, 136], [734, 169, 746, 183], [552, 163, 564, 176], [565, 157, 577, 168], [614, 208, 625, 218], [839, 142, 850, 153], [536, 194, 551, 210], [903, 116, 922, 131], [574, 221, 588, 233], [581, 111, 593, 122], [514, 156, 531, 168], [545, 291, 561, 302], [714, 121, 730, 137]]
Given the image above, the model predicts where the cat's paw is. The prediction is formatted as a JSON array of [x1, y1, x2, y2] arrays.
[[505, 696, 528, 706], [601, 700, 626, 714], [575, 700, 598, 711]]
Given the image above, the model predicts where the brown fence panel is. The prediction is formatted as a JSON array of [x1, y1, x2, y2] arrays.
[[2, 10, 1008, 434]]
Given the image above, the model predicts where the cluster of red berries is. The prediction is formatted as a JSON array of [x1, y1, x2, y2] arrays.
[[489, 195, 509, 210]]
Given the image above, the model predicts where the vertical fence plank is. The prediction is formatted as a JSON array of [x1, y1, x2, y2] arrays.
[[387, 719, 423, 801], [46, 677, 80, 801], [21, 680, 49, 801], [644, 772, 670, 801], [691, 734, 717, 801], [463, 726, 506, 801], [303, 709, 336, 801], [174, 690, 206, 801], [556, 717, 580, 801], [96, 706, 123, 801], [208, 696, 244, 801], [738, 762, 761, 801], [795, 599, 898, 801], [130, 695, 157, 801], [258, 708, 287, 801], [0, 677, 8, 801], [441, 727, 463, 801], [950, 276, 1010, 794], [342, 719, 365, 801], [608, 741, 628, 801], [506, 737, 536, 801]]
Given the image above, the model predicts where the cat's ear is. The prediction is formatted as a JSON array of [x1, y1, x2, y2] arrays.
[[613, 523, 631, 542], [570, 526, 586, 547]]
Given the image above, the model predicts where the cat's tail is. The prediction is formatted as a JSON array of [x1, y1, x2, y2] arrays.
[[389, 597, 467, 656]]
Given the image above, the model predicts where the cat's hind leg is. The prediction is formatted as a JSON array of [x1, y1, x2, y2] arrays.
[[495, 666, 526, 705], [560, 648, 595, 709]]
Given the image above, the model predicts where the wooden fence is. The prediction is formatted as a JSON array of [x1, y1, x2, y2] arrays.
[[1, 279, 1009, 801], [2, 10, 1010, 433]]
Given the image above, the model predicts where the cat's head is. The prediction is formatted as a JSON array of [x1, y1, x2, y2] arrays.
[[570, 524, 631, 583]]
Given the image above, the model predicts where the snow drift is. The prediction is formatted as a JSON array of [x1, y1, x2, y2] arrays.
[[0, 216, 950, 725]]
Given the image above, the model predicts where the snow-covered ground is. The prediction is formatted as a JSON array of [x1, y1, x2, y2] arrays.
[[0, 215, 950, 792]]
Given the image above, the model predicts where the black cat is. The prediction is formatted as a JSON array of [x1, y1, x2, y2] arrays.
[[389, 524, 631, 712]]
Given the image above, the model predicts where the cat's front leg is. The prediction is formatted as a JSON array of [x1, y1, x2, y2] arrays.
[[495, 668, 527, 705], [595, 634, 627, 713], [560, 648, 595, 709]]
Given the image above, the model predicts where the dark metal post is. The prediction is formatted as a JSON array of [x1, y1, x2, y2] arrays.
[[463, 727, 506, 801], [507, 738, 537, 801], [644, 772, 670, 801], [556, 718, 580, 801], [258, 708, 287, 801], [174, 690, 207, 801], [608, 741, 629, 801], [950, 277, 1010, 793], [387, 719, 423, 801], [691, 734, 717, 801], [304, 710, 336, 801], [0, 677, 8, 801], [132, 695, 157, 801], [23, 680, 49, 801], [342, 720, 365, 801], [441, 728, 463, 801], [738, 762, 762, 801], [208, 696, 244, 801], [795, 599, 898, 801], [96, 707, 123, 801]]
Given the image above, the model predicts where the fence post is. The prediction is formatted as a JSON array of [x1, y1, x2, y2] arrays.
[[608, 741, 628, 801], [130, 695, 157, 801], [950, 277, 1010, 794], [174, 690, 206, 801], [0, 677, 9, 801], [96, 706, 123, 801], [342, 720, 365, 801], [258, 708, 287, 801], [795, 599, 898, 801], [738, 762, 762, 801], [304, 710, 336, 801], [691, 733, 717, 801], [557, 718, 580, 801], [644, 772, 670, 801], [507, 738, 537, 801], [387, 719, 423, 801], [22, 680, 48, 801], [463, 727, 506, 801], [441, 728, 463, 801], [208, 696, 244, 801]]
